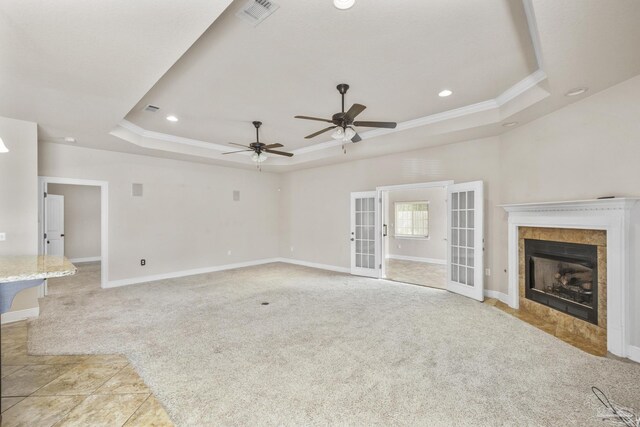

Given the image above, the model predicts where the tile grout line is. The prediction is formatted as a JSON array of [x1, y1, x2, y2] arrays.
[[121, 393, 152, 427]]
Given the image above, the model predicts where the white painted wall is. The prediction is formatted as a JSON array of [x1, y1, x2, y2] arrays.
[[386, 187, 447, 262], [39, 143, 281, 283], [0, 116, 39, 313], [47, 184, 101, 261], [279, 74, 640, 347]]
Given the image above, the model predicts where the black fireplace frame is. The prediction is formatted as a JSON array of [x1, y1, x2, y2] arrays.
[[524, 238, 598, 324]]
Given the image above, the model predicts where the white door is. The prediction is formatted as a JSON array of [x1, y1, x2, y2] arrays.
[[45, 194, 65, 256], [447, 181, 484, 301], [350, 191, 379, 278]]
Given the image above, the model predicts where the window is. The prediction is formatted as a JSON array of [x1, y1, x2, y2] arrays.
[[394, 201, 429, 238]]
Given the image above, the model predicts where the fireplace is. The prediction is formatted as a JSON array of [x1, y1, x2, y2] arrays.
[[525, 239, 598, 324]]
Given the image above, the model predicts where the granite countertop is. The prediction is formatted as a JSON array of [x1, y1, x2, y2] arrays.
[[0, 256, 77, 283]]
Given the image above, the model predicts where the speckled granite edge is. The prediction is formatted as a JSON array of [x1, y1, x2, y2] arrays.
[[0, 256, 77, 283]]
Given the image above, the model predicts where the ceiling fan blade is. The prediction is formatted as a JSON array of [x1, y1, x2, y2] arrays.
[[228, 142, 251, 148], [353, 121, 397, 129], [344, 103, 367, 122], [263, 143, 283, 149], [265, 149, 294, 157], [222, 149, 253, 155], [305, 126, 336, 139], [351, 133, 362, 143], [294, 115, 333, 123]]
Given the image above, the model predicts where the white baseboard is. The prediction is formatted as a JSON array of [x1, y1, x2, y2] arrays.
[[484, 289, 510, 305], [104, 258, 281, 288], [69, 256, 101, 263], [627, 345, 640, 363], [1, 307, 40, 324], [276, 258, 350, 274], [387, 254, 447, 265]]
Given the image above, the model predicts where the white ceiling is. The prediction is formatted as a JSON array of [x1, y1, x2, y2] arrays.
[[2, 0, 640, 172]]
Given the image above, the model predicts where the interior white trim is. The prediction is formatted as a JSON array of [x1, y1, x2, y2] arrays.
[[387, 254, 446, 265], [69, 256, 101, 263], [105, 258, 348, 289], [522, 0, 544, 69], [628, 345, 640, 364], [484, 290, 510, 305], [1, 307, 40, 324], [502, 198, 640, 359], [277, 258, 350, 274], [39, 176, 109, 289], [105, 258, 282, 288], [110, 69, 548, 167], [377, 180, 454, 192]]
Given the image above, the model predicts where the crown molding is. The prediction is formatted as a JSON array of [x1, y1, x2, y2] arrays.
[[112, 68, 548, 167]]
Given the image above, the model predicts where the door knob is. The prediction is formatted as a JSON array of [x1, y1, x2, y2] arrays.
[[47, 241, 50, 244], [350, 238, 355, 241]]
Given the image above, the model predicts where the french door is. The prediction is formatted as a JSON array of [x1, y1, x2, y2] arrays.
[[350, 191, 379, 277], [447, 181, 484, 301]]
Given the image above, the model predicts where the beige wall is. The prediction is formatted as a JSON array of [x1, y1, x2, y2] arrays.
[[386, 187, 447, 262], [279, 137, 502, 277], [47, 184, 101, 261], [0, 116, 39, 313], [279, 74, 640, 345], [39, 143, 281, 283]]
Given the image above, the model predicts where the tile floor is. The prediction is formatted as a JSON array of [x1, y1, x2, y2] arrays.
[[385, 259, 446, 289], [1, 261, 173, 426], [484, 298, 609, 357]]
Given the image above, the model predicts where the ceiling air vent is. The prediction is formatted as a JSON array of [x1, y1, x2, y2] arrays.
[[236, 0, 279, 26], [143, 104, 160, 113]]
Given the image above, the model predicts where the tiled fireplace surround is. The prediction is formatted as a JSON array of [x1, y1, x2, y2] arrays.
[[502, 199, 640, 362], [518, 227, 607, 353]]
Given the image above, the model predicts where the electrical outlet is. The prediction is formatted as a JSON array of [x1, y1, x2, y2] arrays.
[[485, 268, 491, 276], [227, 250, 232, 255], [0, 232, 5, 241], [140, 259, 146, 266]]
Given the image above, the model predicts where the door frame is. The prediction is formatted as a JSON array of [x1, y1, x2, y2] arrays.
[[376, 181, 454, 280], [38, 176, 109, 289]]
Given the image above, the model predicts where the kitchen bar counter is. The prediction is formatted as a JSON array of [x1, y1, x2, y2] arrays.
[[0, 255, 77, 283], [0, 255, 76, 313]]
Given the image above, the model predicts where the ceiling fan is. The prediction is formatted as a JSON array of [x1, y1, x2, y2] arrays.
[[294, 84, 397, 147], [223, 121, 293, 168]]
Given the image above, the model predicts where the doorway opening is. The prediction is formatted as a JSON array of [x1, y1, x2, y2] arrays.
[[349, 180, 485, 302], [381, 184, 448, 289], [38, 177, 109, 292]]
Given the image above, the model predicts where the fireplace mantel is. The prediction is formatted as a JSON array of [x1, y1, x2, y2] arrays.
[[501, 198, 640, 361]]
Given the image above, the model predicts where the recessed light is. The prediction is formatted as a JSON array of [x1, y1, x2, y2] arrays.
[[438, 89, 453, 97], [502, 122, 518, 128], [334, 0, 355, 10], [64, 137, 76, 143], [565, 87, 588, 97], [166, 115, 179, 122]]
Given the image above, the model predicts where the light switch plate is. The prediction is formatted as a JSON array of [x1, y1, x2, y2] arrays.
[[0, 232, 6, 241]]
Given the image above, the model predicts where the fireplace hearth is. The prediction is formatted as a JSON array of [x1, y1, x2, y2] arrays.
[[525, 239, 598, 324]]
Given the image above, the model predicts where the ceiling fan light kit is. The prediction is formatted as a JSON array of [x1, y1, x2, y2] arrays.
[[333, 0, 355, 10], [222, 120, 293, 170], [295, 83, 397, 147]]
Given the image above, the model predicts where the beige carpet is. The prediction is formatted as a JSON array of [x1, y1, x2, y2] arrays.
[[28, 263, 640, 426], [47, 261, 101, 296]]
